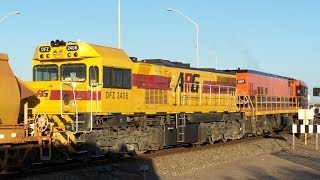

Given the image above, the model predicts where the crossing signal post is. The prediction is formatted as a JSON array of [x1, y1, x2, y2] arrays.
[[313, 88, 320, 150], [298, 109, 314, 145], [292, 124, 320, 150]]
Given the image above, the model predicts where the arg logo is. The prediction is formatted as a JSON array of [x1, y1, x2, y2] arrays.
[[174, 72, 200, 93]]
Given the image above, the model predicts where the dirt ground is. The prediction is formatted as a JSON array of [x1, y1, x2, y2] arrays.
[[7, 135, 320, 180], [162, 135, 320, 180]]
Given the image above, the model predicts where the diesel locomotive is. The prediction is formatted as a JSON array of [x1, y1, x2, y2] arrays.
[[23, 39, 308, 159]]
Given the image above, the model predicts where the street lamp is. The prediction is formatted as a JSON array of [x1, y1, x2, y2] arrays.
[[0, 11, 20, 24], [167, 8, 199, 68]]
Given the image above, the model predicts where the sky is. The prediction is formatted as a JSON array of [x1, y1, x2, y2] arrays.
[[1, 0, 320, 101]]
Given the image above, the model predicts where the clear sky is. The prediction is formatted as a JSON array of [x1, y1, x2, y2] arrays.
[[1, 0, 320, 101]]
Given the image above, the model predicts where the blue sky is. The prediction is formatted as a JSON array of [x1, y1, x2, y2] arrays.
[[1, 0, 320, 101]]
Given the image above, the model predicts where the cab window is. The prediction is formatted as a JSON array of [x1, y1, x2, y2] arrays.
[[89, 66, 99, 85], [61, 64, 86, 82], [33, 65, 58, 81], [296, 86, 308, 97], [103, 67, 131, 89]]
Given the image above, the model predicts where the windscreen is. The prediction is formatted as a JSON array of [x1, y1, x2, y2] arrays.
[[61, 64, 86, 82], [33, 65, 58, 81]]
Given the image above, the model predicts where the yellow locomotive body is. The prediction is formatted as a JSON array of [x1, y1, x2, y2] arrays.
[[26, 40, 303, 157], [26, 40, 241, 155], [29, 41, 238, 114]]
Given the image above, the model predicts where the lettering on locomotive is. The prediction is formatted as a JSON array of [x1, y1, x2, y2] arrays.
[[36, 90, 49, 97], [39, 46, 51, 53], [174, 72, 200, 93], [237, 79, 245, 84], [106, 91, 128, 99], [66, 45, 79, 51]]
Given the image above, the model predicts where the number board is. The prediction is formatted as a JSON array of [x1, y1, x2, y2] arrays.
[[39, 46, 51, 52], [67, 45, 79, 51], [237, 79, 245, 84]]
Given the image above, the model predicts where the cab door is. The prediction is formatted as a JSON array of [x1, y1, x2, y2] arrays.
[[88, 66, 103, 113]]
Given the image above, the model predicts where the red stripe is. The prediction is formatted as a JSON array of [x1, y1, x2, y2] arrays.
[[203, 81, 236, 87], [50, 90, 101, 100], [132, 74, 171, 90], [202, 81, 236, 93]]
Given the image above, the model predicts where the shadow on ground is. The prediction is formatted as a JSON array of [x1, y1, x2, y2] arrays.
[[2, 154, 160, 180]]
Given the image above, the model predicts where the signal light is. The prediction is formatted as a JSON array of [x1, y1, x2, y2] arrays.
[[53, 51, 57, 56], [67, 53, 71, 57], [74, 52, 78, 57], [46, 54, 50, 58], [314, 88, 320, 96], [40, 54, 44, 59]]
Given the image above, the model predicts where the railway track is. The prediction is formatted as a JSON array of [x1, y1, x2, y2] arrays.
[[0, 132, 289, 179]]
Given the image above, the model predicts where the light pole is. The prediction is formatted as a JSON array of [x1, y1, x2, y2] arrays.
[[0, 11, 20, 24], [167, 8, 199, 68], [214, 50, 218, 69], [118, 0, 121, 49]]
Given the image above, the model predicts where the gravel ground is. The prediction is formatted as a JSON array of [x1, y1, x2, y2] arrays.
[[7, 136, 290, 180], [152, 136, 290, 177]]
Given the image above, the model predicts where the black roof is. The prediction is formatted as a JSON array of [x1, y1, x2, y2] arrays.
[[142, 59, 191, 68], [227, 69, 296, 80], [134, 59, 296, 79], [138, 59, 235, 75]]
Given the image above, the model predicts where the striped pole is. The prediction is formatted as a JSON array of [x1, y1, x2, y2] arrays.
[[292, 123, 296, 150], [317, 133, 319, 151], [304, 110, 307, 145]]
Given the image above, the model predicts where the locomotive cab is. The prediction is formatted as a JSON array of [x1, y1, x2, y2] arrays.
[[294, 80, 308, 109], [27, 40, 107, 135], [27, 40, 134, 139]]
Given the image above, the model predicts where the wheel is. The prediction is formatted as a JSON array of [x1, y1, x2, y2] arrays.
[[192, 143, 201, 147], [129, 144, 146, 156], [222, 134, 228, 142], [207, 136, 215, 144], [34, 114, 49, 132]]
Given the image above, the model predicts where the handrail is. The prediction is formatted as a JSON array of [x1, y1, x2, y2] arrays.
[[89, 83, 103, 133], [253, 94, 300, 111], [202, 83, 236, 106], [60, 82, 79, 134], [236, 90, 256, 122], [173, 82, 236, 106]]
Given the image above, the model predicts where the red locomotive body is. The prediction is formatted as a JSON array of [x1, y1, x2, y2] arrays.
[[236, 69, 308, 113], [236, 70, 293, 97]]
